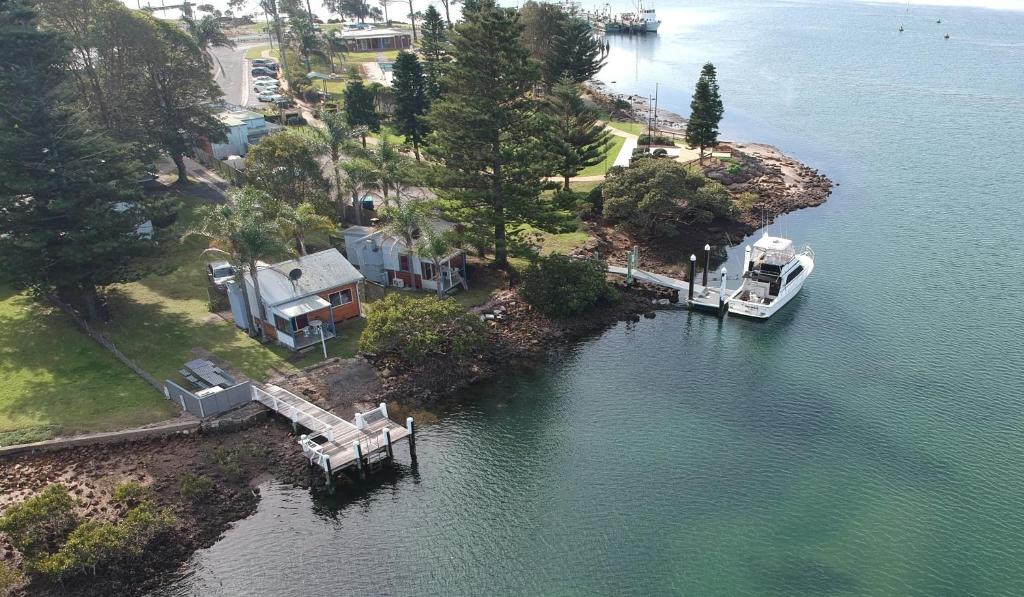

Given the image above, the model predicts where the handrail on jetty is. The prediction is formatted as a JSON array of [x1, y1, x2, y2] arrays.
[[253, 384, 415, 491]]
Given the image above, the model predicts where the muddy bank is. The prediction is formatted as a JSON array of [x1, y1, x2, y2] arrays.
[[0, 421, 323, 597]]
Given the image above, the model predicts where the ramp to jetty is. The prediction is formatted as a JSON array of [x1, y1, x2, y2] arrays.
[[607, 264, 730, 315]]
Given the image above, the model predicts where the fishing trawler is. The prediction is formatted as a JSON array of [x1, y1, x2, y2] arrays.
[[727, 234, 814, 319]]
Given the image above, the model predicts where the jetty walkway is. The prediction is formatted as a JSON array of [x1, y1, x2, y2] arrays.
[[253, 384, 414, 490]]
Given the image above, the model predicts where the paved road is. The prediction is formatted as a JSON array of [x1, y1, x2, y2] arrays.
[[211, 44, 261, 108]]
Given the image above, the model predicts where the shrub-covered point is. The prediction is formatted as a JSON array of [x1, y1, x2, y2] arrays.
[[520, 255, 617, 318], [359, 294, 487, 363], [0, 484, 78, 561], [602, 157, 735, 237]]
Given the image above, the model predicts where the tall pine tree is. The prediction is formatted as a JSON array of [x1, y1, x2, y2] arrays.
[[344, 78, 380, 148], [544, 16, 605, 87], [419, 4, 449, 100], [0, 0, 156, 319], [685, 63, 724, 164], [547, 76, 611, 190], [392, 51, 429, 161], [425, 0, 551, 267]]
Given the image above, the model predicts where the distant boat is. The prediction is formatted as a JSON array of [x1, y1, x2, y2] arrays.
[[899, 23, 904, 32], [937, 18, 942, 23], [945, 33, 950, 39]]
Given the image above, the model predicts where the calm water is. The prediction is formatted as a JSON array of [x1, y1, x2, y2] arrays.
[[154, 2, 1024, 595]]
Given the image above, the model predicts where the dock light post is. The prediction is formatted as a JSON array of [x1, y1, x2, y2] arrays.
[[703, 244, 711, 287], [688, 254, 697, 302], [308, 320, 328, 360]]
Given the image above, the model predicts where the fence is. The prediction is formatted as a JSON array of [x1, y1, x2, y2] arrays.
[[164, 380, 254, 419], [192, 147, 248, 187], [49, 296, 162, 392], [341, 204, 377, 227]]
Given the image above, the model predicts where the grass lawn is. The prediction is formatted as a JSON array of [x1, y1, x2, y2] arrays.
[[342, 50, 399, 64], [607, 120, 646, 136], [244, 46, 271, 60], [570, 180, 602, 194], [0, 287, 177, 447], [101, 198, 358, 388], [514, 223, 590, 257], [369, 125, 407, 145], [577, 134, 626, 178]]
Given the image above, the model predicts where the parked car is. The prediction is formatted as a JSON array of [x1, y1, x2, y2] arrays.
[[251, 58, 275, 66], [254, 82, 280, 92], [274, 97, 296, 108], [251, 67, 277, 77], [256, 91, 281, 102], [253, 75, 277, 83], [207, 261, 235, 290]]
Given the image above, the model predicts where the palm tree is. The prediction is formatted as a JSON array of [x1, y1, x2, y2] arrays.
[[260, 0, 290, 79], [181, 14, 236, 74], [339, 158, 379, 225], [277, 202, 337, 255], [364, 138, 407, 205], [306, 111, 361, 201], [185, 188, 289, 342], [417, 228, 457, 299], [379, 200, 424, 251]]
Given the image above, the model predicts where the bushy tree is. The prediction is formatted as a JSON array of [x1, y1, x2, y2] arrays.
[[520, 254, 616, 318], [245, 131, 330, 209], [425, 0, 553, 268], [0, 0, 160, 319], [547, 77, 611, 189], [0, 485, 78, 561], [344, 78, 380, 147], [392, 51, 429, 160], [685, 63, 724, 164], [359, 294, 486, 363], [602, 158, 724, 237]]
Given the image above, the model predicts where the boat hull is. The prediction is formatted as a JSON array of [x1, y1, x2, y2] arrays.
[[728, 253, 813, 319]]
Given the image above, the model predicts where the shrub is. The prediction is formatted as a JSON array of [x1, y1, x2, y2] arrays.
[[638, 134, 674, 146], [736, 191, 759, 212], [212, 447, 245, 482], [111, 481, 150, 505], [613, 98, 631, 110], [0, 560, 25, 596], [359, 294, 487, 363], [0, 485, 77, 560], [520, 255, 617, 318], [178, 473, 216, 503], [586, 184, 604, 214]]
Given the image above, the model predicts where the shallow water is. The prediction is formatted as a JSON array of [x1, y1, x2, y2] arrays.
[[153, 1, 1024, 595]]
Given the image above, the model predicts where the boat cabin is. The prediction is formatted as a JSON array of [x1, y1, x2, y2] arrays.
[[739, 235, 804, 304]]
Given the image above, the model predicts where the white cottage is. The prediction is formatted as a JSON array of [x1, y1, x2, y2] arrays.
[[342, 225, 467, 293]]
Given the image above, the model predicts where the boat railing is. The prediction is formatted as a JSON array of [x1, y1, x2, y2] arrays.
[[801, 245, 815, 260]]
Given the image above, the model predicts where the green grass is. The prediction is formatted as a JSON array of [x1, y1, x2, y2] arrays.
[[244, 46, 271, 60], [607, 120, 646, 136], [570, 180, 602, 194], [514, 223, 590, 257], [369, 125, 407, 145], [341, 50, 399, 64], [0, 287, 177, 447], [577, 134, 626, 177]]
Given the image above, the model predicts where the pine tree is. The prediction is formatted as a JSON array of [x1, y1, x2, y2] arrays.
[[419, 5, 449, 99], [544, 16, 605, 87], [685, 63, 725, 164], [0, 0, 157, 319], [425, 0, 552, 267], [392, 51, 429, 161], [547, 77, 612, 190], [344, 78, 380, 148]]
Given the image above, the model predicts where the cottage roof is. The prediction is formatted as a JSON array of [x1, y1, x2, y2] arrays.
[[244, 248, 363, 307], [335, 28, 409, 39]]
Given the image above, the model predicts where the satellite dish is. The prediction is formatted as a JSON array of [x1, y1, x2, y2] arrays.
[[288, 268, 302, 281]]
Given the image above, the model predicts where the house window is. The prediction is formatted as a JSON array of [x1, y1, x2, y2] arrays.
[[274, 315, 291, 334], [291, 313, 309, 333], [329, 289, 353, 307], [422, 262, 435, 280], [399, 255, 411, 272]]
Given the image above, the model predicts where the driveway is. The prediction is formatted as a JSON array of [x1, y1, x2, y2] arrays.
[[211, 44, 262, 108]]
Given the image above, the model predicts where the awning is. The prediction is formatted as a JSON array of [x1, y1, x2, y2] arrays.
[[275, 295, 331, 318]]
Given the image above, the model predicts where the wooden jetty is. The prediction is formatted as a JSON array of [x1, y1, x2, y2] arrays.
[[608, 247, 731, 317], [253, 384, 414, 491]]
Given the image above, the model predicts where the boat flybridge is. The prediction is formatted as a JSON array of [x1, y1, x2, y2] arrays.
[[727, 234, 814, 319]]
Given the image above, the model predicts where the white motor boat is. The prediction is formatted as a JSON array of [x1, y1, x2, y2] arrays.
[[639, 6, 660, 32], [727, 234, 814, 319]]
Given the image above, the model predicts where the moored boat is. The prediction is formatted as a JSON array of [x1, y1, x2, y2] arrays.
[[727, 234, 814, 319]]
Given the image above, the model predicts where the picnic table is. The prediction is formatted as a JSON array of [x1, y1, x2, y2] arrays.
[[182, 359, 236, 389]]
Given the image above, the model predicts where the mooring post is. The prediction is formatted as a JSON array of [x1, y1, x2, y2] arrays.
[[719, 266, 729, 318], [353, 440, 365, 479], [703, 244, 711, 286], [406, 416, 417, 461], [743, 245, 752, 275], [379, 402, 388, 419], [325, 456, 334, 494], [383, 427, 393, 459], [688, 254, 696, 302]]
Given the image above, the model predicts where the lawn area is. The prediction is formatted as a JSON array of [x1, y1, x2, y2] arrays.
[[244, 45, 270, 60], [342, 50, 399, 64], [570, 180, 602, 194], [0, 286, 177, 447], [101, 198, 357, 387], [514, 223, 590, 257], [577, 134, 626, 178], [607, 120, 646, 136], [369, 125, 407, 145]]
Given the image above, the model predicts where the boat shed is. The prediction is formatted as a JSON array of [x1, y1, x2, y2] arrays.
[[331, 28, 412, 52]]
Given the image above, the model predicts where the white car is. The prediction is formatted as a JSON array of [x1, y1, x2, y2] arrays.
[[254, 83, 279, 93], [253, 76, 277, 84], [256, 91, 287, 103]]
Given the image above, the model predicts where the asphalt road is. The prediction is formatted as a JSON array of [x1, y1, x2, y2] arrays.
[[211, 44, 260, 108]]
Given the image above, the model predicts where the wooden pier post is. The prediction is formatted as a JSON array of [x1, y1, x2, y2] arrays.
[[383, 427, 393, 459], [325, 456, 334, 494], [406, 416, 417, 461], [688, 254, 697, 302], [353, 440, 365, 479], [703, 244, 710, 287]]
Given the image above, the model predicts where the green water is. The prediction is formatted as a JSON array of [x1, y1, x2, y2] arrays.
[[154, 1, 1024, 595]]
